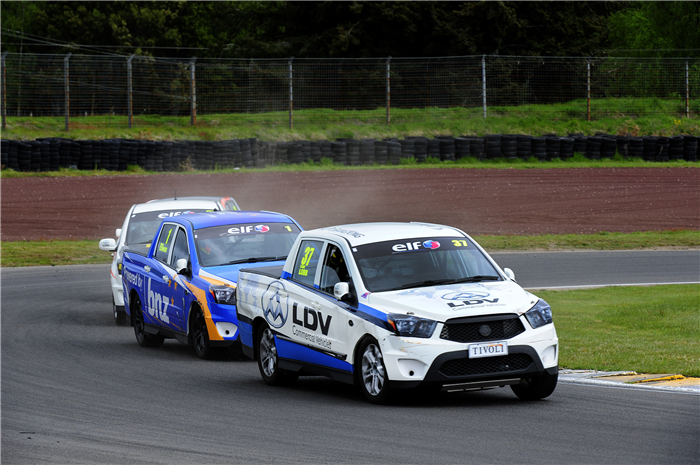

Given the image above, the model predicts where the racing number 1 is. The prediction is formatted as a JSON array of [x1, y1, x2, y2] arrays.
[[159, 228, 172, 253]]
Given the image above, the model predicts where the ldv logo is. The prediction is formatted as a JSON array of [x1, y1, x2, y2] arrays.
[[292, 303, 332, 335]]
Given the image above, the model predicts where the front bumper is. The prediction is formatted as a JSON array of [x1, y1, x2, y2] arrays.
[[378, 323, 558, 389]]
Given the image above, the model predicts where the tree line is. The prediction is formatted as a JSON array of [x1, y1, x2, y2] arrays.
[[1, 1, 698, 59]]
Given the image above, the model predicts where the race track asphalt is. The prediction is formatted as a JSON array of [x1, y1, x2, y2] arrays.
[[2, 251, 698, 464]]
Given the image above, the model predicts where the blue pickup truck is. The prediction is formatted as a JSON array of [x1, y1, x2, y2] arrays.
[[121, 210, 302, 359]]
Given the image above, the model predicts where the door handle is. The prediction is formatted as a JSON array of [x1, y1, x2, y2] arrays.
[[144, 265, 151, 272], [278, 290, 288, 298], [162, 275, 170, 283], [310, 301, 321, 311]]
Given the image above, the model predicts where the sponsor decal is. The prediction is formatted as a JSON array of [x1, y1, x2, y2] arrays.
[[361, 292, 370, 299], [157, 211, 197, 219], [228, 225, 255, 234], [146, 278, 171, 324], [291, 302, 333, 349], [123, 269, 143, 288], [262, 282, 288, 328], [442, 291, 500, 309], [391, 240, 440, 253], [255, 225, 270, 233], [324, 226, 364, 238]]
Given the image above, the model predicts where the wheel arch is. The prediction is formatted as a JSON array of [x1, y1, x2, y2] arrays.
[[351, 333, 378, 385]]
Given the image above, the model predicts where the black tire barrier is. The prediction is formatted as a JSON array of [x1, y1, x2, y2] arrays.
[[683, 136, 698, 161], [531, 137, 547, 161], [500, 135, 517, 160], [516, 135, 532, 159], [484, 134, 501, 160], [560, 137, 574, 160], [4, 134, 697, 173]]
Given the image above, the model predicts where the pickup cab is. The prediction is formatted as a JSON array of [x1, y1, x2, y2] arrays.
[[236, 222, 558, 403], [122, 211, 302, 359]]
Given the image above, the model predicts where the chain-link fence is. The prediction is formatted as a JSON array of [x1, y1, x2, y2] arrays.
[[1, 53, 698, 129]]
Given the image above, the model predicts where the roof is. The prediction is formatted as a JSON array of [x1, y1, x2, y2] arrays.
[[132, 198, 223, 214], [167, 211, 297, 230], [312, 222, 466, 246]]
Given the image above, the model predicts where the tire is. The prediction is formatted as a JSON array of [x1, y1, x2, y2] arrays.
[[113, 296, 126, 326], [132, 297, 165, 348], [257, 324, 298, 386], [357, 337, 391, 404], [511, 369, 558, 400], [191, 307, 216, 360]]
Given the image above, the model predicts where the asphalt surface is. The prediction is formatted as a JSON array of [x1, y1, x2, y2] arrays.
[[2, 252, 699, 464]]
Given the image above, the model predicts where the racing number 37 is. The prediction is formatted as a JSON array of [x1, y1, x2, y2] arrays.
[[299, 246, 315, 276]]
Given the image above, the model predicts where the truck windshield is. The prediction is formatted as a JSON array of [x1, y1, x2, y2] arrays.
[[125, 210, 210, 246], [194, 222, 301, 268], [352, 237, 501, 292]]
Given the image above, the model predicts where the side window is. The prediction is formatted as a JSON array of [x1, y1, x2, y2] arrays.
[[154, 224, 177, 264], [320, 244, 349, 294], [292, 240, 323, 287], [169, 228, 189, 269]]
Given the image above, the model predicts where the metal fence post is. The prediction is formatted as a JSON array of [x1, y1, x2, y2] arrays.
[[127, 54, 134, 128], [64, 53, 71, 131], [482, 55, 487, 118], [386, 56, 391, 125], [686, 58, 690, 119], [189, 57, 197, 126], [587, 57, 591, 122], [1, 52, 7, 131], [288, 57, 294, 130]]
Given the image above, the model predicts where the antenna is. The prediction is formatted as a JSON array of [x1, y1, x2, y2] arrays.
[[174, 190, 177, 200]]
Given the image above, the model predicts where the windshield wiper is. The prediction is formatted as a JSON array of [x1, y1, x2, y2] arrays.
[[223, 256, 286, 265], [451, 275, 501, 283], [395, 275, 501, 290], [395, 279, 458, 290]]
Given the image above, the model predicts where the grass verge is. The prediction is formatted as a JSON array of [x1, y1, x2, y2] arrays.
[[537, 284, 700, 377], [1, 230, 698, 268], [1, 153, 699, 180]]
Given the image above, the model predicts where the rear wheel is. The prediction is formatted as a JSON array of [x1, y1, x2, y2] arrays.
[[132, 297, 164, 348], [113, 296, 126, 326], [511, 369, 558, 400], [257, 325, 298, 386], [357, 337, 391, 404]]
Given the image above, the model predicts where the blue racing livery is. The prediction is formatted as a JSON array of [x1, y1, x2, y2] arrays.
[[122, 210, 302, 359]]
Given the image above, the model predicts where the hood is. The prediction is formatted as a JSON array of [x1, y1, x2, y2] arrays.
[[198, 261, 286, 287], [364, 281, 537, 322]]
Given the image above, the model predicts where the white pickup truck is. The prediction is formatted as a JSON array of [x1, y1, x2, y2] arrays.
[[236, 222, 558, 403]]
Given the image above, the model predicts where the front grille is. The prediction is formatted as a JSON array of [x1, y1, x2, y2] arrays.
[[438, 354, 534, 377], [440, 316, 525, 343]]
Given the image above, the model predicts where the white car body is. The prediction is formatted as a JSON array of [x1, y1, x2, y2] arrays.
[[99, 196, 240, 325], [237, 222, 558, 403]]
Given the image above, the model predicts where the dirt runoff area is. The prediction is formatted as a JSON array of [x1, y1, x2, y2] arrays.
[[1, 167, 698, 241]]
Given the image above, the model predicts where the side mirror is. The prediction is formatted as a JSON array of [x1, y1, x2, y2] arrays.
[[334, 282, 350, 301], [176, 258, 189, 275], [99, 238, 117, 252], [503, 267, 516, 282], [116, 228, 122, 239]]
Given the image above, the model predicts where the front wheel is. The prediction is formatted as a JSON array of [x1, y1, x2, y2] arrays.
[[113, 296, 126, 326], [133, 297, 164, 348], [191, 307, 216, 360], [511, 369, 558, 400], [357, 337, 391, 404], [257, 325, 298, 386]]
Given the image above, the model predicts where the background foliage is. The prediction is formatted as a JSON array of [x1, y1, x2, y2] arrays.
[[3, 1, 697, 59]]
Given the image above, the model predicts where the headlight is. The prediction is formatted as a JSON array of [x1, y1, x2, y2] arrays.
[[209, 285, 236, 305], [388, 314, 437, 338], [525, 299, 553, 329]]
